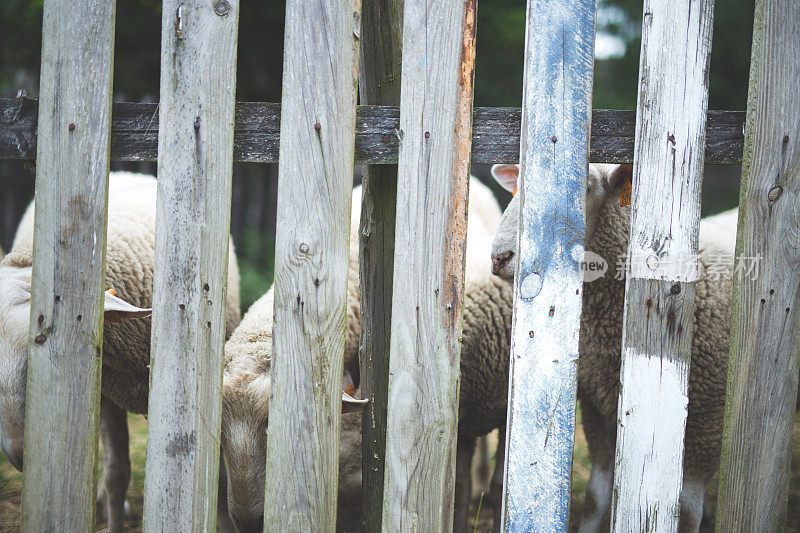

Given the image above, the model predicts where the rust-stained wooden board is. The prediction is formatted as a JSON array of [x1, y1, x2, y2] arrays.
[[19, 0, 116, 530], [381, 0, 477, 529], [500, 0, 596, 531], [141, 0, 239, 530], [0, 97, 747, 165], [610, 1, 715, 531], [262, 0, 361, 530], [715, 1, 800, 530]]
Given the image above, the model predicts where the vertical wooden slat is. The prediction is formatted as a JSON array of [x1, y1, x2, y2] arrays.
[[262, 0, 361, 530], [610, 1, 714, 531], [381, 1, 477, 529], [141, 0, 239, 530], [715, 1, 800, 530], [500, 1, 596, 530], [20, 0, 116, 530], [357, 0, 403, 529]]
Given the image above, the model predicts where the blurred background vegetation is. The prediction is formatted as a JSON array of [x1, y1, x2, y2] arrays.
[[3, 2, 794, 532]]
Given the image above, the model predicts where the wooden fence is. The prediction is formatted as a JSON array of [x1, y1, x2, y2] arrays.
[[2, 0, 798, 531]]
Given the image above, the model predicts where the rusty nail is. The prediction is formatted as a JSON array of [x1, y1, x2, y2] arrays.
[[214, 0, 230, 16], [551, 136, 557, 143], [768, 185, 783, 202], [68, 123, 75, 131], [668, 133, 676, 144], [194, 117, 200, 129], [300, 243, 309, 254], [314, 122, 321, 130], [77, 314, 82, 321], [425, 131, 430, 139], [179, 304, 185, 310], [529, 331, 534, 338], [203, 283, 209, 291], [783, 135, 790, 144]]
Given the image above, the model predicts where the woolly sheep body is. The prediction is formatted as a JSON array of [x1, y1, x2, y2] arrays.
[[222, 178, 513, 532], [490, 163, 737, 532], [0, 171, 241, 531]]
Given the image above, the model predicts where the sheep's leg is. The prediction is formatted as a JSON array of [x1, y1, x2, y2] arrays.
[[578, 400, 615, 533], [98, 396, 130, 533], [217, 452, 235, 532], [677, 476, 705, 533], [489, 427, 505, 533], [454, 435, 476, 533], [472, 434, 491, 498]]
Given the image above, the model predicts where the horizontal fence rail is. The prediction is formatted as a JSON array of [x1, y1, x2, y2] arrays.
[[0, 97, 746, 165]]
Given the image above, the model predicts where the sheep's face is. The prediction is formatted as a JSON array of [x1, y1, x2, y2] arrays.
[[0, 266, 31, 472], [490, 164, 632, 282], [221, 372, 270, 533]]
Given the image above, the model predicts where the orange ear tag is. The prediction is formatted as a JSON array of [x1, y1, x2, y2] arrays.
[[106, 288, 116, 296], [512, 185, 518, 197], [619, 173, 632, 207]]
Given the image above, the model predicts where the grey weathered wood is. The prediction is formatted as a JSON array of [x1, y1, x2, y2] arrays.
[[19, 0, 116, 530], [500, 1, 596, 530], [262, 0, 361, 530], [381, 0, 477, 529], [610, 1, 714, 531], [0, 97, 747, 165], [357, 0, 403, 529], [715, 1, 800, 530], [141, 0, 239, 530]]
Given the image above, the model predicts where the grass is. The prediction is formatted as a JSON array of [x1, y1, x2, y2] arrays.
[[0, 410, 798, 532]]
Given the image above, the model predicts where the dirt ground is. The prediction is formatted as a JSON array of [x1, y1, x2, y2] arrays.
[[1, 410, 798, 532]]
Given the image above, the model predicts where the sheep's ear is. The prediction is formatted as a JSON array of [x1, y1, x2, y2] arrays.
[[104, 290, 151, 323], [607, 164, 633, 192], [491, 164, 519, 193], [341, 369, 368, 413]]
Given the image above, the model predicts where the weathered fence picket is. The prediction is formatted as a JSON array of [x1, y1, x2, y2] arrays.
[[19, 0, 116, 530], [141, 0, 239, 530], [715, 1, 800, 530], [500, 0, 596, 530], [357, 0, 403, 529], [610, 1, 715, 531], [380, 0, 477, 529], [262, 0, 361, 529]]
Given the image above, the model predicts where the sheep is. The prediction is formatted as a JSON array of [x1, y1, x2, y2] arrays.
[[0, 171, 241, 532], [489, 163, 739, 532], [221, 178, 514, 532]]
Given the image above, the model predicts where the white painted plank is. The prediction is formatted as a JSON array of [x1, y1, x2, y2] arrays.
[[500, 1, 596, 531], [610, 1, 715, 531], [715, 1, 800, 530], [141, 0, 239, 530], [380, 0, 478, 529], [19, 0, 116, 530], [262, 0, 361, 530]]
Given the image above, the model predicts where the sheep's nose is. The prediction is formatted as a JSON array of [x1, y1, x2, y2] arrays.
[[1, 438, 23, 472], [231, 512, 263, 533], [491, 251, 515, 278]]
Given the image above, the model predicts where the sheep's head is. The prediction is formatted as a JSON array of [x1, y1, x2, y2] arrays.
[[489, 163, 633, 282], [0, 265, 149, 472], [221, 367, 366, 533]]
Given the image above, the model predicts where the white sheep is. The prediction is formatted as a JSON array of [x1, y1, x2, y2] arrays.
[[489, 163, 739, 532], [0, 171, 241, 532], [221, 178, 514, 532]]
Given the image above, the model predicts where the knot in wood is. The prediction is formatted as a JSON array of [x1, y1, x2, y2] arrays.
[[214, 0, 230, 16], [68, 123, 75, 131], [299, 243, 309, 254], [768, 185, 783, 202], [646, 254, 659, 270], [670, 283, 681, 295]]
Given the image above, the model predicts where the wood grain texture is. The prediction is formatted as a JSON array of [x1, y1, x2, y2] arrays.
[[19, 0, 116, 530], [141, 0, 239, 530], [500, 1, 596, 530], [610, 1, 714, 531], [262, 0, 361, 529], [357, 0, 402, 529], [0, 97, 747, 165], [715, 1, 800, 530], [381, 0, 476, 529]]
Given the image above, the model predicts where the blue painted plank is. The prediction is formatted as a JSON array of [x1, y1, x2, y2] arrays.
[[501, 1, 597, 531]]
